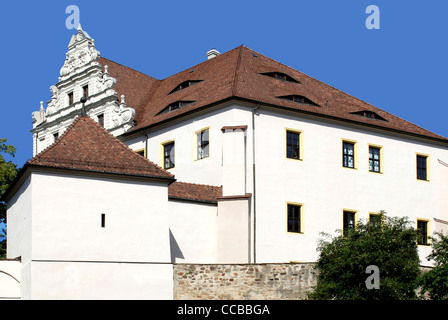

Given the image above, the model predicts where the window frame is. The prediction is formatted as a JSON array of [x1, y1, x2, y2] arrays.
[[369, 212, 382, 228], [342, 209, 358, 236], [161, 141, 175, 170], [368, 144, 383, 173], [135, 148, 146, 158], [285, 128, 303, 161], [195, 127, 210, 161], [286, 202, 304, 234], [416, 218, 431, 246], [342, 139, 357, 169], [416, 153, 430, 181]]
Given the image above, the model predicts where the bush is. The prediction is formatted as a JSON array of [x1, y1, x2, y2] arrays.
[[419, 232, 448, 300], [308, 212, 421, 300]]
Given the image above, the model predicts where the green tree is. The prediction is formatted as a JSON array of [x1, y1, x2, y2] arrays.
[[0, 138, 19, 259], [308, 211, 421, 300], [419, 232, 448, 300]]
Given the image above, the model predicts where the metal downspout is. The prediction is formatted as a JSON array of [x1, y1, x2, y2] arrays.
[[252, 104, 260, 264]]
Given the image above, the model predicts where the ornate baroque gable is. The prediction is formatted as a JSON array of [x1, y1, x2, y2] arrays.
[[31, 25, 136, 156]]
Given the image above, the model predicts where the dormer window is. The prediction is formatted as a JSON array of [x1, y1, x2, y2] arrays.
[[169, 80, 202, 94], [261, 72, 300, 84], [157, 101, 195, 115], [277, 95, 319, 107], [350, 110, 386, 121]]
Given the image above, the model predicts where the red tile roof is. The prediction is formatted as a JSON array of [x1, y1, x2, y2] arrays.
[[102, 45, 448, 143], [168, 181, 222, 204], [28, 116, 174, 180]]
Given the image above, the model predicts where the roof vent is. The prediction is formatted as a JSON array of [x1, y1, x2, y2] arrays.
[[207, 48, 220, 60]]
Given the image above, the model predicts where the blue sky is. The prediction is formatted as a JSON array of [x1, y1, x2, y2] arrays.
[[0, 0, 447, 168]]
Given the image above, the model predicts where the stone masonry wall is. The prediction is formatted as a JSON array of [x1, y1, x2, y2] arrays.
[[173, 263, 317, 300]]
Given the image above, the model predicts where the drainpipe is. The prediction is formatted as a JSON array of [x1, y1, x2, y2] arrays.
[[141, 130, 149, 158], [251, 104, 260, 264]]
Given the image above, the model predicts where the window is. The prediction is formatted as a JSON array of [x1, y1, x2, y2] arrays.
[[277, 95, 319, 107], [197, 129, 210, 160], [286, 130, 300, 160], [369, 146, 381, 173], [135, 149, 145, 158], [260, 72, 301, 84], [169, 80, 202, 94], [343, 211, 356, 236], [68, 92, 74, 105], [417, 154, 428, 180], [417, 220, 429, 245], [83, 85, 89, 98], [53, 132, 59, 142], [163, 142, 175, 169], [350, 110, 387, 121], [369, 213, 381, 228], [287, 204, 302, 233], [97, 114, 104, 127], [342, 141, 356, 169], [101, 214, 106, 228], [156, 101, 195, 115]]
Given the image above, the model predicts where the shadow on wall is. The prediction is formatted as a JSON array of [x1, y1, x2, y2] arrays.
[[170, 229, 184, 263]]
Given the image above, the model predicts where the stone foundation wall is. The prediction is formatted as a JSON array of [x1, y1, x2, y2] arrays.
[[173, 263, 317, 300]]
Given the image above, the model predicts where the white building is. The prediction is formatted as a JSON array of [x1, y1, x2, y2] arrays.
[[1, 26, 448, 299]]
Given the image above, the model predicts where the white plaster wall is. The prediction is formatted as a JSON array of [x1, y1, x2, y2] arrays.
[[168, 200, 218, 263], [126, 105, 254, 188], [217, 199, 250, 263], [6, 175, 32, 262], [0, 260, 21, 299], [222, 129, 247, 196], [31, 172, 171, 263], [254, 109, 448, 265], [29, 261, 173, 300]]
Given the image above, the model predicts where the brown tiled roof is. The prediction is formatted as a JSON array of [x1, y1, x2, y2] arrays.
[[28, 116, 174, 180], [98, 57, 160, 118], [168, 181, 222, 204], [101, 45, 448, 142]]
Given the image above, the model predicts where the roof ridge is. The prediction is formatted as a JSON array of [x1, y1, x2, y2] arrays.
[[231, 46, 244, 96], [157, 46, 244, 82]]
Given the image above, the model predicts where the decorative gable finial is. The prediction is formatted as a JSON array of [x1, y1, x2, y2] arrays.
[[59, 25, 100, 78]]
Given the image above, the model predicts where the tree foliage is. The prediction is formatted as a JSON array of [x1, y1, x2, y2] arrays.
[[308, 211, 421, 300], [0, 138, 19, 258], [419, 232, 448, 300]]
